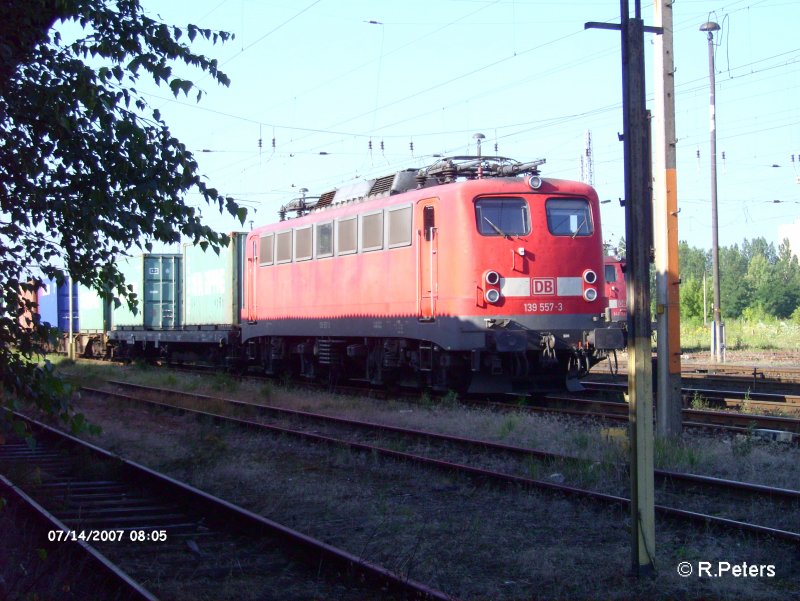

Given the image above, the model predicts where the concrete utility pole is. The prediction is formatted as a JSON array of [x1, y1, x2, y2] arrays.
[[653, 0, 682, 438], [586, 0, 660, 576], [701, 21, 725, 363]]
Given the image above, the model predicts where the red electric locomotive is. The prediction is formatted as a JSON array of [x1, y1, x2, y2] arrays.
[[241, 156, 624, 392], [603, 255, 627, 322]]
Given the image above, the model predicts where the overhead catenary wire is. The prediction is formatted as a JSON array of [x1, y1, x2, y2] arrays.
[[143, 0, 799, 239]]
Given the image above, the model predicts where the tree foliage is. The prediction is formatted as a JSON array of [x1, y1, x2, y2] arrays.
[[719, 245, 751, 318], [0, 0, 242, 426], [677, 237, 800, 324]]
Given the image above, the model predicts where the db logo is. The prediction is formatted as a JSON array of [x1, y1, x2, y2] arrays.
[[532, 278, 555, 295]]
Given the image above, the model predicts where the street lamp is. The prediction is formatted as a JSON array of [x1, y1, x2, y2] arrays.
[[700, 21, 724, 362]]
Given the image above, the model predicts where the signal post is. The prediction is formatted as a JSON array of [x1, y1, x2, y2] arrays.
[[586, 0, 660, 576]]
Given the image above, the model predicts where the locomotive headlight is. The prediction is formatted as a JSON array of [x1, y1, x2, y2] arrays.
[[528, 175, 542, 190], [583, 269, 598, 284], [584, 287, 598, 302], [485, 288, 501, 304], [484, 270, 501, 286]]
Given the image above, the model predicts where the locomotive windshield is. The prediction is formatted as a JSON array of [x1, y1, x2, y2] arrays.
[[474, 197, 530, 237], [546, 198, 593, 237]]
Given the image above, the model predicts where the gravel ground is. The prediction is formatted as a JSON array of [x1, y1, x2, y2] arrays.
[[74, 394, 800, 600], [46, 359, 800, 601]]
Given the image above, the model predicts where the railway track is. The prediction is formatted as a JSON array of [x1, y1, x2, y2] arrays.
[[149, 362, 800, 436], [85, 381, 800, 543], [0, 471, 157, 601], [579, 378, 800, 424], [66, 358, 800, 441], [524, 391, 800, 439], [582, 376, 800, 410], [681, 361, 800, 383], [0, 411, 455, 601], [591, 359, 800, 392]]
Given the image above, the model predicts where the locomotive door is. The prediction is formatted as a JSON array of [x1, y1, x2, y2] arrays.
[[417, 199, 438, 321]]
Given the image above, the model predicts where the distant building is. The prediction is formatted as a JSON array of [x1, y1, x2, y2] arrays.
[[778, 219, 800, 259]]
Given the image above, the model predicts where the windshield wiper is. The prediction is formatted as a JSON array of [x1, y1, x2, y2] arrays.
[[571, 215, 588, 239], [483, 216, 510, 238]]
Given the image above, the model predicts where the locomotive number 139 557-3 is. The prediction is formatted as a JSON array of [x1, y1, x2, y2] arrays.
[[523, 302, 564, 312]]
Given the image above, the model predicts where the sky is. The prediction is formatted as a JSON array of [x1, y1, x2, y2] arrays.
[[133, 0, 800, 253]]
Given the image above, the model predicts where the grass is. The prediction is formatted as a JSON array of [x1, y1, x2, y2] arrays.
[[497, 414, 520, 438], [689, 391, 709, 410], [210, 372, 240, 393], [681, 318, 800, 352], [654, 437, 702, 470]]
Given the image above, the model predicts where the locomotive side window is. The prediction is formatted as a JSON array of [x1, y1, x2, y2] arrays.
[[475, 197, 530, 236], [387, 205, 412, 248], [295, 226, 312, 262], [605, 265, 617, 282], [276, 230, 292, 263], [423, 205, 435, 241], [337, 217, 357, 255], [315, 222, 333, 258], [546, 198, 593, 237], [259, 233, 274, 266], [361, 211, 384, 252]]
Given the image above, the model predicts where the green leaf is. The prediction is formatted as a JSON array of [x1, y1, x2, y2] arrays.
[[236, 206, 248, 224], [169, 78, 193, 97], [0, 0, 235, 428]]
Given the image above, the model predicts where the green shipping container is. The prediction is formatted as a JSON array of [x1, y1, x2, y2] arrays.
[[77, 284, 110, 332], [112, 254, 182, 329], [183, 233, 246, 326]]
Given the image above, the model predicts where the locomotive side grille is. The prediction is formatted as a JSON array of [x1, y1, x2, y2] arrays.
[[316, 190, 335, 208], [368, 174, 395, 197]]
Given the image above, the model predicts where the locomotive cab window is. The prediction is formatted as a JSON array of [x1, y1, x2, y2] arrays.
[[546, 198, 593, 237], [475, 197, 530, 237], [605, 265, 617, 282]]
